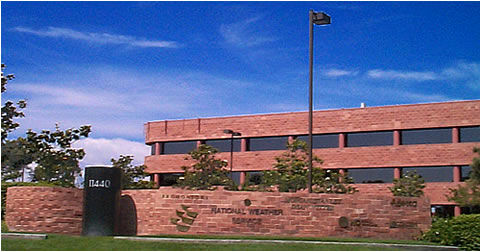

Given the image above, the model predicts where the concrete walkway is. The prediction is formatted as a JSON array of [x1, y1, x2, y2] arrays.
[[114, 236, 459, 251]]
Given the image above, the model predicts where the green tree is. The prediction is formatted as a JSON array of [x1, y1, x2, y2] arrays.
[[177, 144, 230, 190], [27, 123, 91, 187], [448, 147, 480, 211], [389, 170, 425, 197], [2, 63, 92, 190], [111, 155, 155, 189], [260, 139, 356, 193], [1, 138, 35, 182], [1, 64, 26, 142]]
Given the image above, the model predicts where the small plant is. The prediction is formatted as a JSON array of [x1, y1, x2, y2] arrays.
[[177, 144, 231, 190], [389, 170, 425, 197]]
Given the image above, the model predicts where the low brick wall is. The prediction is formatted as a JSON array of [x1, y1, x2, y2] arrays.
[[5, 187, 83, 235], [123, 187, 430, 239], [6, 186, 431, 239]]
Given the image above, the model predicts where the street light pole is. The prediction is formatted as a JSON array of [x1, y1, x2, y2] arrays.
[[223, 129, 242, 183], [308, 10, 331, 193]]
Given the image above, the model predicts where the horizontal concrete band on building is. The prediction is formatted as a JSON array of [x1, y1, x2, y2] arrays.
[[144, 100, 480, 216]]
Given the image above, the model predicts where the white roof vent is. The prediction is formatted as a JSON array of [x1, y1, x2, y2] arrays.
[[360, 102, 367, 108]]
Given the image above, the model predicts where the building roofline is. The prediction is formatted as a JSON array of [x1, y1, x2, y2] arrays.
[[145, 99, 480, 124]]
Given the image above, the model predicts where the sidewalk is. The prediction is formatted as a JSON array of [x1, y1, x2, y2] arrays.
[[114, 236, 460, 251]]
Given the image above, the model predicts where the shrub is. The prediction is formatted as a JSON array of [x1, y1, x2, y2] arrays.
[[389, 170, 425, 197], [177, 144, 231, 190], [422, 214, 480, 250]]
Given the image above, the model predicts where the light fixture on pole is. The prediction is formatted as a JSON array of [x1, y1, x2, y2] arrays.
[[308, 10, 331, 193], [223, 129, 242, 182]]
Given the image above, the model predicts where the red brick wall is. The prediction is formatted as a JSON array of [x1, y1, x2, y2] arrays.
[[6, 186, 432, 239], [355, 182, 464, 205], [5, 187, 83, 235], [145, 100, 480, 142], [145, 143, 478, 173], [122, 187, 431, 240]]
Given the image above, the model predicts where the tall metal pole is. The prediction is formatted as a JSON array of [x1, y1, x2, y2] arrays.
[[230, 134, 234, 181], [308, 10, 314, 193]]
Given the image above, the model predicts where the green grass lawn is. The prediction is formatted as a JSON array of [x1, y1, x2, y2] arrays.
[[2, 234, 407, 251]]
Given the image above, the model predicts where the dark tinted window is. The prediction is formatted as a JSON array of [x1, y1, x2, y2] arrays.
[[246, 171, 263, 185], [401, 128, 452, 145], [460, 126, 480, 142], [159, 173, 182, 186], [346, 131, 393, 147], [163, 141, 197, 154], [231, 172, 241, 185], [149, 144, 156, 155], [249, 136, 289, 151], [348, 168, 393, 183], [205, 139, 241, 152], [462, 165, 472, 181], [297, 134, 339, 148], [403, 166, 453, 182]]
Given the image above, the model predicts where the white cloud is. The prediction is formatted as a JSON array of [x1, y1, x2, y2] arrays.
[[367, 69, 438, 81], [73, 138, 149, 167], [220, 17, 277, 47], [13, 26, 179, 48], [324, 69, 359, 77]]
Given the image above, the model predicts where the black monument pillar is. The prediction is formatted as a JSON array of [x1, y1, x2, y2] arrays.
[[82, 166, 122, 236]]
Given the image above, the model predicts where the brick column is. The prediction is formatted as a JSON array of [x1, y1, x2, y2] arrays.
[[455, 206, 461, 216], [452, 127, 459, 143], [393, 130, 401, 146], [241, 138, 248, 152], [155, 142, 162, 155], [153, 174, 161, 188], [339, 133, 345, 149], [394, 168, 402, 179], [338, 169, 345, 183], [239, 172, 246, 186], [288, 136, 295, 144], [453, 166, 461, 182]]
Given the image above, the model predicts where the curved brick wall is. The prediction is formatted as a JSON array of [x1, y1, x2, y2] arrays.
[[6, 186, 83, 235], [6, 186, 431, 239]]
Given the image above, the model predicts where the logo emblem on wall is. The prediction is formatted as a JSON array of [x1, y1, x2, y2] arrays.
[[170, 204, 199, 232]]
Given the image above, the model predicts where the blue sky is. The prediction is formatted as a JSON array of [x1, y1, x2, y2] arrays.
[[2, 1, 480, 166]]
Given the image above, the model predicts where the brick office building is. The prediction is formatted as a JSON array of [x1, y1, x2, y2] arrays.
[[144, 100, 480, 216]]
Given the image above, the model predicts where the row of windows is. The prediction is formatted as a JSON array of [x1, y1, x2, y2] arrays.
[[157, 166, 473, 186], [149, 126, 480, 155]]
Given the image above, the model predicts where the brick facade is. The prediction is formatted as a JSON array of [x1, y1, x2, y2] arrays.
[[144, 100, 480, 210], [6, 186, 431, 240]]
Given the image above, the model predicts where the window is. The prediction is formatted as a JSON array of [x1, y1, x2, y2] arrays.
[[162, 141, 197, 155], [231, 172, 242, 185], [403, 166, 453, 182], [149, 143, 156, 155], [348, 168, 393, 183], [462, 165, 472, 181], [248, 136, 289, 151], [460, 126, 480, 142], [205, 139, 241, 152], [432, 205, 455, 218], [346, 131, 393, 147], [159, 173, 182, 186], [296, 134, 339, 148], [246, 171, 263, 185], [401, 128, 452, 145]]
